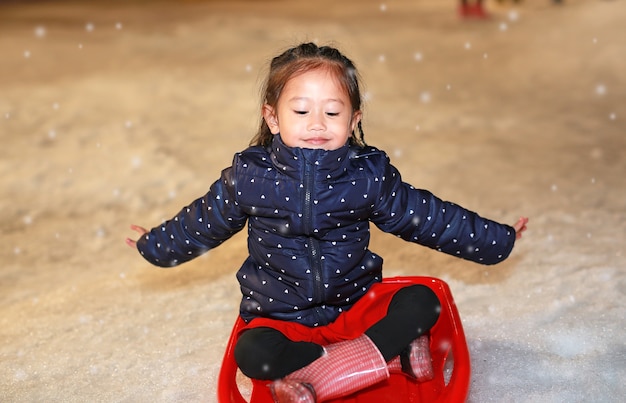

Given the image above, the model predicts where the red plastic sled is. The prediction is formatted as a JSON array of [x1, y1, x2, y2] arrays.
[[217, 276, 470, 402]]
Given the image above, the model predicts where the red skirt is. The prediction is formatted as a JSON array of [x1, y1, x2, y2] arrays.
[[238, 281, 408, 345]]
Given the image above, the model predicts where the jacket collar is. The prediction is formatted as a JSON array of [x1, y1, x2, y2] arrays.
[[268, 134, 353, 179]]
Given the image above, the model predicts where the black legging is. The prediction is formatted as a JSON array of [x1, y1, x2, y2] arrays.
[[234, 284, 441, 380]]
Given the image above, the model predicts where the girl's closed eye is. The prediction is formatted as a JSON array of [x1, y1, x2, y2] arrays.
[[326, 111, 339, 117], [294, 110, 308, 115]]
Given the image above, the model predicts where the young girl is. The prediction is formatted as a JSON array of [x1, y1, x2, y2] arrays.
[[127, 43, 528, 402]]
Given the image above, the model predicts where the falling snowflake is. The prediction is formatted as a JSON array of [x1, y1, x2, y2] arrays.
[[508, 10, 519, 22], [413, 52, 423, 62], [594, 84, 607, 96], [85, 22, 95, 32], [420, 91, 431, 103], [131, 156, 142, 168], [115, 22, 123, 30], [14, 369, 27, 381], [590, 148, 603, 159], [380, 3, 387, 12], [34, 26, 46, 38]]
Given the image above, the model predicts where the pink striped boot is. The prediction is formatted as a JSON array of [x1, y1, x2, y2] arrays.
[[387, 334, 434, 382], [270, 334, 389, 403]]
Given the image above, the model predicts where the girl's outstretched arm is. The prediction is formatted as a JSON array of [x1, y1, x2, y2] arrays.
[[513, 217, 529, 240], [125, 224, 148, 248]]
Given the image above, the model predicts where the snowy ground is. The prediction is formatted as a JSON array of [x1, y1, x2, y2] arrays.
[[1, 0, 624, 402]]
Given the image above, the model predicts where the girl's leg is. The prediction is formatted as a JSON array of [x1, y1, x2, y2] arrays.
[[365, 284, 441, 361], [366, 284, 440, 381], [270, 285, 441, 402], [270, 334, 389, 402], [235, 327, 323, 380]]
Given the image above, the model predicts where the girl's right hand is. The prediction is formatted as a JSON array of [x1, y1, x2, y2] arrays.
[[513, 217, 529, 240], [126, 224, 148, 248]]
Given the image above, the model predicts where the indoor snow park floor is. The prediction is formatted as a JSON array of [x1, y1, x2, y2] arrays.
[[1, 0, 624, 402]]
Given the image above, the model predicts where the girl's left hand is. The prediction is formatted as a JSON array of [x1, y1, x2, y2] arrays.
[[125, 224, 148, 248], [513, 217, 529, 240]]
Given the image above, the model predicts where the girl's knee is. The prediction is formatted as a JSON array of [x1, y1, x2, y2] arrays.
[[234, 327, 322, 380], [235, 327, 282, 379], [392, 285, 441, 327], [394, 284, 440, 305]]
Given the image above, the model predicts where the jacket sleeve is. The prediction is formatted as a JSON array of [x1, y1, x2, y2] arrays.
[[136, 166, 247, 267], [371, 157, 516, 265]]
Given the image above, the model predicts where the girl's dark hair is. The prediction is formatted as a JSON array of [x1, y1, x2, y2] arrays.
[[251, 42, 366, 147]]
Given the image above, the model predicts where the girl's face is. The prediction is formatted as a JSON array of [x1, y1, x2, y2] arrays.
[[263, 68, 361, 151]]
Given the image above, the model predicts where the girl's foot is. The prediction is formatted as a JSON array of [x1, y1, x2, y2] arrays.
[[388, 334, 434, 382], [270, 381, 315, 403]]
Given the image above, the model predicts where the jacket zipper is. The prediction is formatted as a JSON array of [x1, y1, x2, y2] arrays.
[[303, 161, 326, 324]]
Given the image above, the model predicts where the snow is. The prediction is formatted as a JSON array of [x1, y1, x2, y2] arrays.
[[1, 0, 624, 402]]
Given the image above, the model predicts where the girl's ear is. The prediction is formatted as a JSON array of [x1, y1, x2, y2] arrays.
[[262, 104, 280, 134], [350, 110, 363, 132]]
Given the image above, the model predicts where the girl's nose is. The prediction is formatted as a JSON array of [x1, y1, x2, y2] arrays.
[[308, 111, 326, 131]]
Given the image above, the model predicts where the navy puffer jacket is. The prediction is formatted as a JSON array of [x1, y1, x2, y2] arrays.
[[137, 135, 516, 326]]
